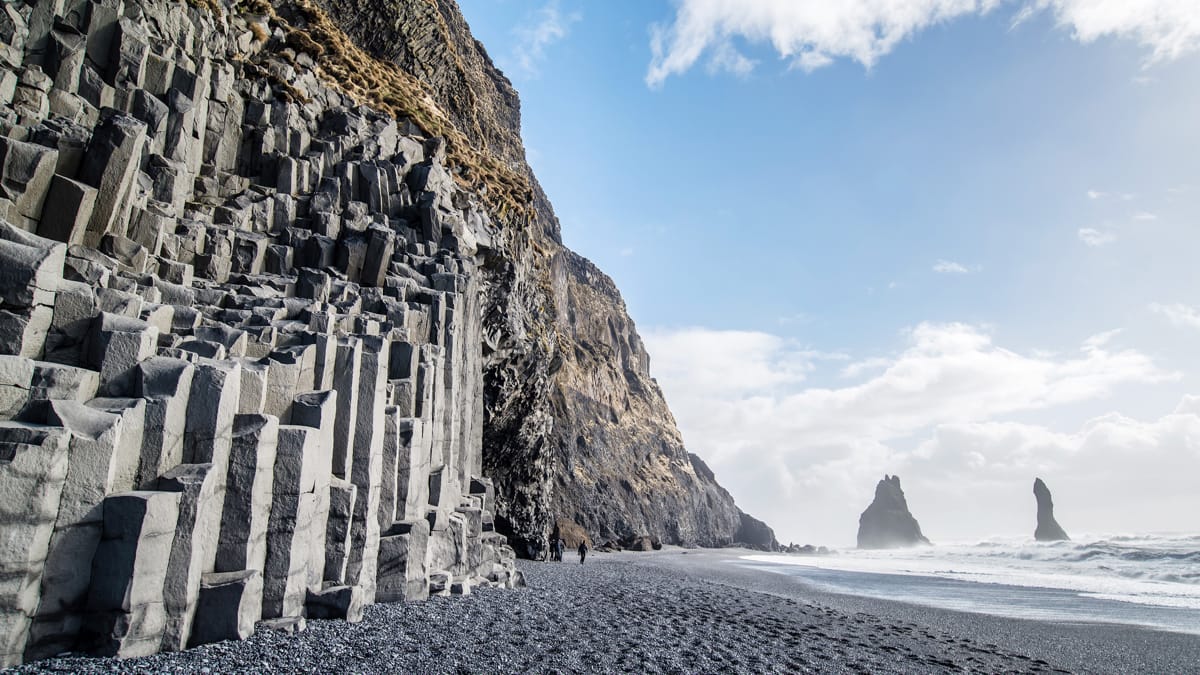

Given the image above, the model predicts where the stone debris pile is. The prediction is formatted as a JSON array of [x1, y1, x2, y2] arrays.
[[0, 0, 520, 665]]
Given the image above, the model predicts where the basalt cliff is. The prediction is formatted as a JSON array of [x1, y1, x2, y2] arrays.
[[307, 0, 776, 554], [0, 0, 772, 664]]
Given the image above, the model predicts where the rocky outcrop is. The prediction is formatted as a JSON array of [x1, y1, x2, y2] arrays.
[[0, 0, 529, 665], [309, 0, 775, 552], [541, 253, 756, 549], [1033, 478, 1069, 542], [857, 475, 931, 549], [736, 510, 780, 551], [0, 0, 775, 664]]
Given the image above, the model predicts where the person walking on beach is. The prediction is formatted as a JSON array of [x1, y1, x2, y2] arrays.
[[558, 537, 566, 562], [578, 541, 588, 564]]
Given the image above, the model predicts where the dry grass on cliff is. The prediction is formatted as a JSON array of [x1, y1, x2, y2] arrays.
[[232, 0, 533, 220], [187, 0, 223, 16]]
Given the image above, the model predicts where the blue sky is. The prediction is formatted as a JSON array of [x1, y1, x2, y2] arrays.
[[458, 0, 1200, 546]]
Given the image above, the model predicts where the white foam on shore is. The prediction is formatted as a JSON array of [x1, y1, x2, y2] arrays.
[[744, 533, 1200, 610]]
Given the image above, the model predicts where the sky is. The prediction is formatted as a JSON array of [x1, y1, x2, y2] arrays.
[[456, 0, 1200, 547]]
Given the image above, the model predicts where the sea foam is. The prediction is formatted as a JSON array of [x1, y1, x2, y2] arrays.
[[746, 533, 1200, 611]]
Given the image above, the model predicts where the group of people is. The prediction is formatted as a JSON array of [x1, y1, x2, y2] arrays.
[[527, 537, 589, 564], [550, 537, 589, 563]]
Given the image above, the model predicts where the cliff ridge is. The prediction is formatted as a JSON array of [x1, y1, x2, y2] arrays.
[[308, 0, 774, 552]]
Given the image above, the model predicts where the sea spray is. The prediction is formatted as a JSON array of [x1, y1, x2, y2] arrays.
[[745, 533, 1200, 614]]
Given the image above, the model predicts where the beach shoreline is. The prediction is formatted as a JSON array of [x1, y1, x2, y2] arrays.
[[11, 548, 1198, 674], [648, 547, 1200, 673]]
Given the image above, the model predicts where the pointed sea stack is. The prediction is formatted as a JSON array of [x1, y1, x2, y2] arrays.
[[1033, 478, 1070, 542], [857, 475, 931, 549]]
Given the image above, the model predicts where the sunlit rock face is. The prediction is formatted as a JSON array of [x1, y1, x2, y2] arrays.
[[1033, 478, 1070, 542], [0, 0, 528, 663], [311, 0, 776, 554], [857, 475, 931, 549], [0, 0, 773, 664]]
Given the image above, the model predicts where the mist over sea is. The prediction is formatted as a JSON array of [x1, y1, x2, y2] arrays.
[[742, 534, 1200, 635]]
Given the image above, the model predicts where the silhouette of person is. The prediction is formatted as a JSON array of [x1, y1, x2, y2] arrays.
[[578, 541, 588, 564]]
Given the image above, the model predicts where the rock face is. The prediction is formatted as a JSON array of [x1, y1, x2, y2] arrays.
[[857, 476, 931, 549], [309, 0, 775, 553], [0, 0, 532, 664], [1033, 478, 1069, 542], [0, 0, 773, 664], [735, 510, 780, 551]]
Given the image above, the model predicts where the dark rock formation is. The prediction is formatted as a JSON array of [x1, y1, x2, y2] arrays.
[[781, 543, 833, 555], [551, 518, 591, 550], [0, 0, 535, 664], [312, 0, 775, 553], [857, 475, 931, 549], [623, 535, 660, 552], [1033, 478, 1070, 542], [0, 0, 775, 664], [735, 509, 780, 551]]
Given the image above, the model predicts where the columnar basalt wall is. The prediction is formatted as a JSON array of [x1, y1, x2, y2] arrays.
[[0, 0, 519, 665], [310, 0, 780, 555]]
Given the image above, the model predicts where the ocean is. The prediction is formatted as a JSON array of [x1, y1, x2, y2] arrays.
[[741, 534, 1200, 635]]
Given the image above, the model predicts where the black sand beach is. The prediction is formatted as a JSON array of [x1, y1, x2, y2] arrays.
[[13, 549, 1199, 674]]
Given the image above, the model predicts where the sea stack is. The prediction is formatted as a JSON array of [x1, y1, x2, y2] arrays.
[[1033, 478, 1070, 542], [857, 475, 931, 549]]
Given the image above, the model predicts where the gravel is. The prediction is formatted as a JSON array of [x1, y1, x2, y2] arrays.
[[13, 549, 1183, 674]]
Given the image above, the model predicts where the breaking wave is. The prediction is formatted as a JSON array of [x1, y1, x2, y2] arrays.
[[746, 533, 1200, 611]]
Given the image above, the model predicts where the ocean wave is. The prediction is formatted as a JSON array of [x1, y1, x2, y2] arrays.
[[744, 532, 1200, 610]]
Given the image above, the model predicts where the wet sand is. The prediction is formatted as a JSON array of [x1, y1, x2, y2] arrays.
[[13, 548, 1199, 674]]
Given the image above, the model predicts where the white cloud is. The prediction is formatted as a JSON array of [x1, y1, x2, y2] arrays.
[[706, 41, 757, 77], [647, 0, 1002, 86], [513, 1, 580, 76], [1081, 327, 1121, 352], [933, 259, 971, 274], [1150, 302, 1200, 330], [646, 322, 1176, 544], [1078, 227, 1116, 246], [644, 327, 820, 395], [646, 0, 1200, 86], [1086, 189, 1135, 200], [1036, 0, 1200, 64], [840, 356, 892, 379], [619, 247, 635, 257], [1132, 211, 1158, 221], [899, 406, 1200, 538], [792, 50, 834, 73]]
